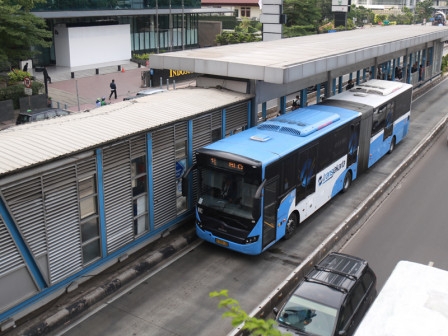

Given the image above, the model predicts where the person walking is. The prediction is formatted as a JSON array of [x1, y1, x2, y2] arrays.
[[109, 79, 117, 100]]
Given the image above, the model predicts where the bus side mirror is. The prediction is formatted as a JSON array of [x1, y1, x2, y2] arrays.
[[180, 163, 197, 197], [181, 177, 188, 197], [252, 180, 266, 220], [252, 198, 261, 220]]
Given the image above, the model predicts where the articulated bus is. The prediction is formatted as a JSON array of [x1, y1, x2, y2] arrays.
[[185, 79, 413, 255]]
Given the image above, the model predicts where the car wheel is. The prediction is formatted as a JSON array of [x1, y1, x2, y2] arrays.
[[284, 213, 298, 240], [342, 170, 352, 193]]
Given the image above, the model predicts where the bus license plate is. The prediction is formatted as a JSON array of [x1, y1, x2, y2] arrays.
[[215, 238, 229, 247]]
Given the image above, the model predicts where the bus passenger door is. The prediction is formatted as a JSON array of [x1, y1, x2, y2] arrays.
[[383, 102, 394, 141], [262, 177, 279, 249]]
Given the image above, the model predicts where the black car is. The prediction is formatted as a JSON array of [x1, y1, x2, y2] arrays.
[[16, 108, 71, 125], [274, 252, 377, 336]]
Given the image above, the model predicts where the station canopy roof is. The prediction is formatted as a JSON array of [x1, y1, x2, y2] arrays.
[[0, 87, 252, 177], [150, 25, 448, 85]]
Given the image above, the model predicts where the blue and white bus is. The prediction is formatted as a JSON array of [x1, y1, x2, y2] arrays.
[[186, 79, 413, 255]]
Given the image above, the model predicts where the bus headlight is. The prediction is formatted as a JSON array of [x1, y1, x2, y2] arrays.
[[196, 219, 203, 229], [245, 236, 259, 244], [197, 206, 203, 214]]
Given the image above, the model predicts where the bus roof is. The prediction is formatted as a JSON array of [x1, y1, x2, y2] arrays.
[[202, 105, 360, 165], [327, 79, 413, 108], [354, 261, 448, 336]]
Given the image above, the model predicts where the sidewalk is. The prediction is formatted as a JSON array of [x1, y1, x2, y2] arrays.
[[0, 62, 180, 130], [44, 62, 150, 112]]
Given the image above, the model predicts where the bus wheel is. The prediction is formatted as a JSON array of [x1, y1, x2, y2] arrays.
[[388, 136, 396, 154], [342, 171, 352, 193], [285, 213, 298, 240]]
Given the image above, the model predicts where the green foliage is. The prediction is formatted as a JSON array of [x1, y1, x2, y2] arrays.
[[374, 14, 388, 24], [8, 69, 31, 82], [0, 0, 53, 66], [283, 0, 321, 36], [347, 5, 375, 25], [283, 25, 316, 37], [215, 19, 262, 45], [414, 0, 434, 23], [210, 290, 290, 336], [133, 53, 152, 60], [441, 54, 448, 73], [3, 0, 47, 12], [0, 80, 44, 109], [387, 12, 413, 25]]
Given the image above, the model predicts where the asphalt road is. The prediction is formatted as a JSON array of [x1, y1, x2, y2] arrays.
[[341, 122, 448, 289], [50, 79, 448, 336]]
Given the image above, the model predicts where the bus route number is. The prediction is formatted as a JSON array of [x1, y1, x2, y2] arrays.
[[228, 162, 244, 171], [209, 157, 244, 171]]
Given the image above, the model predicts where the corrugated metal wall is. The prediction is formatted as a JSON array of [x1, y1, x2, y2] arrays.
[[152, 126, 177, 229]]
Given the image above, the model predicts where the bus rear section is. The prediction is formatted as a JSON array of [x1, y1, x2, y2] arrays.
[[326, 79, 413, 172], [354, 261, 448, 336], [192, 106, 361, 255]]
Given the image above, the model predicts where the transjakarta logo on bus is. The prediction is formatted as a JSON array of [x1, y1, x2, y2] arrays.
[[318, 159, 346, 186]]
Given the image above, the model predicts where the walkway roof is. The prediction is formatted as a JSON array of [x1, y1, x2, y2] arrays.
[[150, 25, 448, 85], [0, 87, 252, 178]]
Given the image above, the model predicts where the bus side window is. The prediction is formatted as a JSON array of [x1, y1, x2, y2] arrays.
[[372, 105, 386, 135], [282, 155, 296, 194], [296, 146, 317, 202]]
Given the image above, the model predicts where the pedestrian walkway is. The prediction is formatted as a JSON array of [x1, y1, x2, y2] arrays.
[[42, 61, 148, 112]]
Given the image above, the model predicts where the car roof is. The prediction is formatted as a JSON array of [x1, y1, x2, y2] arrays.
[[295, 253, 370, 306], [136, 88, 167, 95], [20, 108, 70, 116]]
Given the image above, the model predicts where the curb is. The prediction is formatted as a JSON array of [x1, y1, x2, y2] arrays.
[[20, 228, 198, 336]]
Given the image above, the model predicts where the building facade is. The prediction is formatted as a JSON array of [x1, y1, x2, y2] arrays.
[[31, 0, 230, 66], [201, 0, 262, 20]]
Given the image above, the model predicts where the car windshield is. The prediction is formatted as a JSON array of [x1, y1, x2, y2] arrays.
[[277, 295, 337, 336], [16, 114, 31, 124], [197, 168, 259, 219]]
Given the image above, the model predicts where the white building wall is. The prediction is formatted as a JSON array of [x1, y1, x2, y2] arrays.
[[54, 24, 71, 67], [65, 25, 132, 70]]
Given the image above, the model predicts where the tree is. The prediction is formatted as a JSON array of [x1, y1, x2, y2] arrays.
[[282, 0, 321, 36], [347, 5, 375, 26], [0, 0, 52, 67], [210, 290, 291, 336], [414, 0, 434, 23], [215, 18, 261, 45]]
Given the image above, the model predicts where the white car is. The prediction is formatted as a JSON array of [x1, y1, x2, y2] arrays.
[[136, 88, 167, 96], [123, 88, 167, 101]]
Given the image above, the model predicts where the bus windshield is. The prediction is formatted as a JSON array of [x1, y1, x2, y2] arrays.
[[197, 167, 259, 220]]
